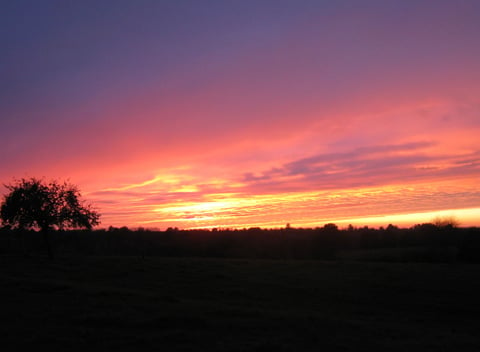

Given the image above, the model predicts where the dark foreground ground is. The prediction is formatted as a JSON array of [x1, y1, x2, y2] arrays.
[[1, 255, 480, 351]]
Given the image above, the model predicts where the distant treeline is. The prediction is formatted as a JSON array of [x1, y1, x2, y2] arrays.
[[1, 223, 480, 262]]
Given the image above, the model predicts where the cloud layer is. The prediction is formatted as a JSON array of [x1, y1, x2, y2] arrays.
[[1, 1, 480, 228]]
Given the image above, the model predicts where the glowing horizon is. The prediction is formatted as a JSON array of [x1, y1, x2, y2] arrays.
[[1, 1, 479, 230], [86, 174, 480, 230]]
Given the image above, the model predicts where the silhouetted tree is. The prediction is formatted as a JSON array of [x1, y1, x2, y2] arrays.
[[432, 216, 459, 229], [323, 223, 339, 232], [0, 178, 100, 258]]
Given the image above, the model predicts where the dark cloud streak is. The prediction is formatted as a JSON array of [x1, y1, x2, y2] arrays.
[[240, 142, 479, 194]]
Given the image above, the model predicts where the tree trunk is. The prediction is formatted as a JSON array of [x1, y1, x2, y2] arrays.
[[41, 227, 54, 260]]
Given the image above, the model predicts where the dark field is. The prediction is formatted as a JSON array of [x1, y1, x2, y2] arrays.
[[1, 255, 480, 351]]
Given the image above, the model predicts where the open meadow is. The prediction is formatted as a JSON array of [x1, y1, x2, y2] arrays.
[[1, 255, 480, 351]]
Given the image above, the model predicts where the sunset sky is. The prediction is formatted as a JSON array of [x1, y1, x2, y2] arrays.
[[2, 0, 480, 229]]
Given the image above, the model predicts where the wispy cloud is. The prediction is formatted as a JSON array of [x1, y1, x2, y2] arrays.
[[238, 141, 479, 193], [87, 140, 480, 229]]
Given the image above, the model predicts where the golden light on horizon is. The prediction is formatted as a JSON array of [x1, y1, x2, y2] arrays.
[[97, 177, 480, 230]]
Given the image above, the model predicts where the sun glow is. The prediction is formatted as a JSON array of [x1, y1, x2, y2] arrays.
[[85, 162, 480, 230], [155, 201, 236, 214], [107, 176, 475, 229]]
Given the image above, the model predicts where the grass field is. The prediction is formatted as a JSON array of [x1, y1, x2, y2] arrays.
[[1, 255, 480, 351]]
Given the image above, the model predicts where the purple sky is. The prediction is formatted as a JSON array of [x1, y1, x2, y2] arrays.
[[2, 0, 480, 228]]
